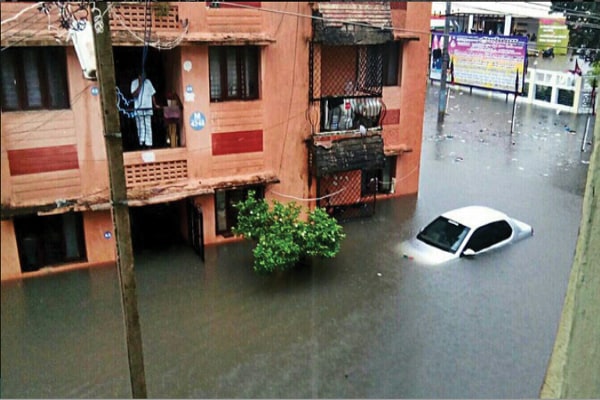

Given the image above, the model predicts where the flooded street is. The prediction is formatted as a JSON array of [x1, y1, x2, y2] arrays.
[[1, 86, 591, 398]]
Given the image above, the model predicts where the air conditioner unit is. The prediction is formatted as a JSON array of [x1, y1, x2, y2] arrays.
[[69, 21, 97, 80]]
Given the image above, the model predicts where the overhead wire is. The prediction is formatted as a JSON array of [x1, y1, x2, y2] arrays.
[[0, 2, 44, 25], [1, 9, 57, 52], [216, 1, 433, 38]]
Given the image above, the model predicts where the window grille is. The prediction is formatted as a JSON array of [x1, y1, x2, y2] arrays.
[[317, 171, 376, 221], [1, 47, 69, 111], [309, 43, 384, 102], [210, 46, 259, 102], [125, 160, 188, 188]]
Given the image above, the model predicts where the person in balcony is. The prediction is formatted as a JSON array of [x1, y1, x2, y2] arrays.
[[131, 73, 158, 148]]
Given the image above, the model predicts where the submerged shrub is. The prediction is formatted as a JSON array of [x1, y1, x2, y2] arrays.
[[233, 191, 346, 273]]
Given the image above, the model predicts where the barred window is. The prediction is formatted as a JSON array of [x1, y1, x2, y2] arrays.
[[215, 186, 264, 236], [383, 42, 401, 86], [209, 46, 259, 102], [1, 47, 70, 111]]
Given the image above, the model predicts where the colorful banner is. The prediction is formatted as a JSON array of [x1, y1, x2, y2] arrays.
[[430, 33, 527, 93]]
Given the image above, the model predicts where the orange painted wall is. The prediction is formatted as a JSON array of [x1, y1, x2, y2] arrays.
[[83, 210, 116, 264], [1, 220, 20, 279], [260, 2, 313, 203], [1, 47, 109, 206], [388, 1, 432, 196]]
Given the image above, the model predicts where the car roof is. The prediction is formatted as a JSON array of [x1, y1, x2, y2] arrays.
[[441, 206, 509, 229]]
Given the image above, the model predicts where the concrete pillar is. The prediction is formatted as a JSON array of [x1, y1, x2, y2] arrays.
[[504, 15, 512, 36]]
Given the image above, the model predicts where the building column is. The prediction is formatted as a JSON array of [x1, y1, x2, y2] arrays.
[[504, 15, 512, 35]]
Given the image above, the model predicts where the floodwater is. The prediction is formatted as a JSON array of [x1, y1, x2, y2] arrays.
[[1, 86, 592, 398]]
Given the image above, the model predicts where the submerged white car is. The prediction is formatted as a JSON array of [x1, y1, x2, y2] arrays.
[[401, 206, 533, 265]]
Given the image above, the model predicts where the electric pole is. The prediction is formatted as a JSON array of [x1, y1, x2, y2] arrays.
[[91, 2, 148, 397], [437, 1, 451, 124]]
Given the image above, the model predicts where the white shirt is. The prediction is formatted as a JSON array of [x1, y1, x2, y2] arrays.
[[130, 78, 156, 114]]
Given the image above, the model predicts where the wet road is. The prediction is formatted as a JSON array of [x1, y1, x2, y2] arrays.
[[1, 86, 592, 398]]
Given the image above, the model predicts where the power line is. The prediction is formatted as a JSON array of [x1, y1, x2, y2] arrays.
[[0, 2, 43, 25], [1, 9, 56, 51], [219, 2, 433, 37]]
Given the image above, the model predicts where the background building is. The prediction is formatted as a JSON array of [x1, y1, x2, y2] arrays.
[[1, 1, 432, 280]]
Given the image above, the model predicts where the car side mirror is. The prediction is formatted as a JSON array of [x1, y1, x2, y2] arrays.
[[463, 248, 476, 257]]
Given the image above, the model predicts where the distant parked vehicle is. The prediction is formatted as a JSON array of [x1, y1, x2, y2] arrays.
[[400, 206, 533, 265], [542, 47, 555, 59]]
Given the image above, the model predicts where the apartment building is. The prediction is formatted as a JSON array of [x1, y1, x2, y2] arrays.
[[1, 1, 431, 280]]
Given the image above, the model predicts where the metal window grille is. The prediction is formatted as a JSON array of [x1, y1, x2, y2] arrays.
[[309, 43, 384, 102], [317, 171, 376, 221]]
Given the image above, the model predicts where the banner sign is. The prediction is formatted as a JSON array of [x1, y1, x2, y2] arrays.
[[537, 18, 569, 55], [430, 33, 527, 93]]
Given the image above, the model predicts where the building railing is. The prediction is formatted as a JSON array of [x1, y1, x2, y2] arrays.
[[109, 3, 182, 32], [314, 96, 386, 136], [521, 68, 597, 114], [120, 105, 183, 152]]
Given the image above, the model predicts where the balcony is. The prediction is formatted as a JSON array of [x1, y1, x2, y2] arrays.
[[109, 2, 188, 46], [119, 95, 183, 152]]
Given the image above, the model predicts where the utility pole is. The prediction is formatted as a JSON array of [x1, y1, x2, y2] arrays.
[[437, 1, 451, 124], [91, 2, 147, 398]]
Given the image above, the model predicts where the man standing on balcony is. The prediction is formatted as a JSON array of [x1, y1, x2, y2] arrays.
[[131, 73, 158, 148]]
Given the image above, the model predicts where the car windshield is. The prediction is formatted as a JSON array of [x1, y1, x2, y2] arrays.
[[417, 216, 470, 253]]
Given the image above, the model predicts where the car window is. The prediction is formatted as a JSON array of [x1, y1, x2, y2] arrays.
[[417, 216, 470, 253], [465, 220, 513, 252]]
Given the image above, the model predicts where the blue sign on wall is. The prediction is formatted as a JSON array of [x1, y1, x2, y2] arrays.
[[190, 112, 206, 131]]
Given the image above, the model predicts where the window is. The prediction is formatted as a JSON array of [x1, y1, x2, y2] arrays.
[[356, 45, 383, 93], [417, 216, 470, 254], [356, 43, 400, 91], [14, 213, 86, 273], [215, 186, 264, 236], [1, 47, 69, 111], [383, 42, 401, 86], [209, 46, 259, 102], [465, 221, 513, 253], [361, 156, 396, 195]]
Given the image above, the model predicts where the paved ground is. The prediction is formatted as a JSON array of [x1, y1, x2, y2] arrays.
[[1, 85, 592, 398]]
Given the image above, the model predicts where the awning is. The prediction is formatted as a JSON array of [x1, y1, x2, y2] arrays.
[[311, 134, 386, 177], [1, 172, 280, 218], [312, 2, 394, 45], [393, 32, 421, 42], [384, 144, 413, 156]]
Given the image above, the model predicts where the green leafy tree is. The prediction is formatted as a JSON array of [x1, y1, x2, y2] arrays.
[[233, 191, 346, 273], [550, 2, 600, 63]]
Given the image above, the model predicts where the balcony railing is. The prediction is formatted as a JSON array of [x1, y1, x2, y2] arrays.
[[110, 3, 182, 33], [120, 106, 183, 152], [317, 96, 385, 135]]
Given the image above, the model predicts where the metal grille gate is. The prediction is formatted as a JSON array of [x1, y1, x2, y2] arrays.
[[317, 170, 376, 221]]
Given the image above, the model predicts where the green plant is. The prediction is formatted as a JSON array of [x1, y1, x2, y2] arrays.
[[153, 3, 170, 17], [233, 191, 346, 274]]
